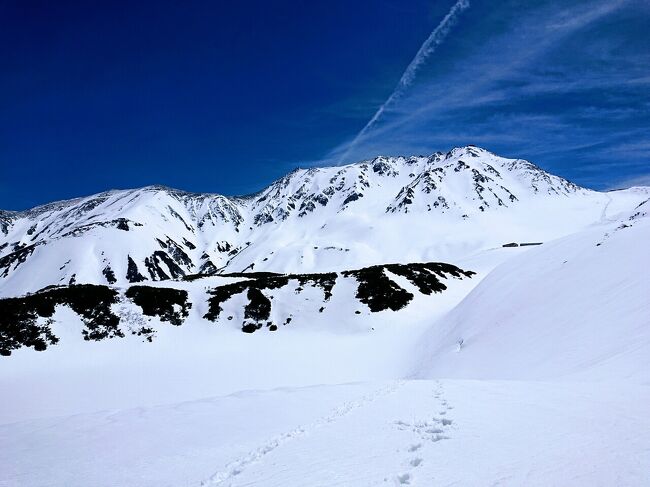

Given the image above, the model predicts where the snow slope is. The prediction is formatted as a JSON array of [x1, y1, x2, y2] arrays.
[[415, 196, 650, 383]]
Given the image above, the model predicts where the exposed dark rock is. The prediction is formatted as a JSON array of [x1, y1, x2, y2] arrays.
[[0, 210, 15, 236], [242, 322, 260, 333], [343, 262, 474, 312], [198, 259, 218, 274], [342, 192, 363, 206], [166, 205, 194, 232], [133, 326, 155, 342], [144, 251, 185, 280], [384, 262, 474, 296], [125, 286, 191, 326], [244, 288, 271, 322], [0, 284, 121, 355], [0, 243, 39, 278], [126, 256, 147, 282], [203, 271, 337, 326], [216, 242, 232, 253], [454, 161, 469, 172], [116, 218, 130, 231], [58, 218, 141, 238], [164, 238, 192, 267], [342, 266, 413, 312]]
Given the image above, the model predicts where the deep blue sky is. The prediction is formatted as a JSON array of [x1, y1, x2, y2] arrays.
[[1, 0, 649, 210]]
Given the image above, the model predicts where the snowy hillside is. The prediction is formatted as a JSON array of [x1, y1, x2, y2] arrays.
[[416, 196, 650, 382], [1, 146, 638, 297]]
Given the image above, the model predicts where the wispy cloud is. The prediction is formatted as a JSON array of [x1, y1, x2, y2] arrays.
[[336, 0, 470, 163], [345, 0, 633, 142], [313, 0, 649, 191], [606, 173, 650, 190]]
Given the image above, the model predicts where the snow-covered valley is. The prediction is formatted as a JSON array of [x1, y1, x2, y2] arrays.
[[1, 147, 649, 486], [4, 380, 649, 487]]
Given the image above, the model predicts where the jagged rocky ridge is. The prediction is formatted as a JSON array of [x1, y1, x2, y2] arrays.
[[0, 261, 473, 355], [0, 146, 590, 296]]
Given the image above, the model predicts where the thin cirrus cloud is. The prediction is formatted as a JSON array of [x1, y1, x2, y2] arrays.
[[336, 0, 471, 164], [321, 0, 649, 190]]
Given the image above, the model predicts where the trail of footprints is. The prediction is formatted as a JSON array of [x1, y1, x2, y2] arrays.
[[201, 381, 405, 486], [390, 381, 454, 485], [200, 381, 448, 486]]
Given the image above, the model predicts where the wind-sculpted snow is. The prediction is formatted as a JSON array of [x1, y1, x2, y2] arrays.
[[1, 146, 623, 297], [0, 261, 472, 355]]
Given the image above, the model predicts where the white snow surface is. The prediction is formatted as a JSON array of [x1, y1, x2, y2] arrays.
[[415, 195, 650, 384], [2, 380, 649, 487], [1, 150, 650, 486]]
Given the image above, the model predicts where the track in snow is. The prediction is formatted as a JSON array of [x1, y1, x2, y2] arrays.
[[600, 194, 613, 223], [201, 381, 405, 486], [392, 381, 455, 485]]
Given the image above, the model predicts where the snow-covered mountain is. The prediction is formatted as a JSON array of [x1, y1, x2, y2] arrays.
[[2, 147, 650, 486], [0, 146, 639, 298]]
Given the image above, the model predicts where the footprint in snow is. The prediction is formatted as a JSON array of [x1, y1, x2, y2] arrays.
[[391, 382, 455, 485], [395, 472, 411, 485]]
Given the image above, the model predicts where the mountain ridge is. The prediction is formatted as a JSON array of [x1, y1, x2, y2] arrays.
[[3, 146, 576, 216], [0, 146, 646, 297]]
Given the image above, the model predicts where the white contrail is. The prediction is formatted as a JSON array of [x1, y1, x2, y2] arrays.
[[337, 0, 470, 164]]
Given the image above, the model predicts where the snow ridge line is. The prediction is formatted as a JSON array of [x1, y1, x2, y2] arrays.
[[200, 380, 406, 486]]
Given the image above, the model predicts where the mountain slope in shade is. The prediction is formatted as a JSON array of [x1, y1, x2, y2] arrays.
[[1, 146, 646, 297]]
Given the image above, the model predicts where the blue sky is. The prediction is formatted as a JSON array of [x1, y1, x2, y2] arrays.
[[1, 0, 649, 210]]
